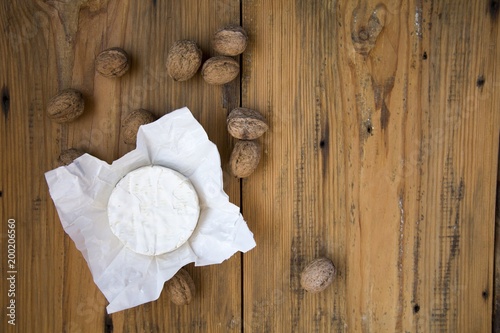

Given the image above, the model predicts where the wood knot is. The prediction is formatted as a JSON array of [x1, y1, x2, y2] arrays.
[[351, 4, 387, 55], [358, 28, 369, 41]]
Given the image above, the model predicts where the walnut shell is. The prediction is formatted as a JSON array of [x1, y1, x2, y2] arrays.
[[212, 25, 248, 56], [300, 258, 336, 293], [229, 140, 261, 178], [47, 89, 85, 123], [95, 47, 130, 78], [166, 40, 203, 81], [227, 107, 268, 140], [201, 56, 239, 85], [165, 268, 195, 306], [122, 109, 156, 144], [57, 148, 85, 166]]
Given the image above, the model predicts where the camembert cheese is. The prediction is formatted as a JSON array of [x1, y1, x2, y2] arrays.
[[107, 165, 200, 256]]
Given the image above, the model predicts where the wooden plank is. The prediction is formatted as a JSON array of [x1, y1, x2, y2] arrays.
[[97, 1, 245, 331], [1, 2, 104, 332], [1, 0, 243, 332], [411, 1, 499, 331], [242, 1, 348, 331], [242, 0, 500, 332]]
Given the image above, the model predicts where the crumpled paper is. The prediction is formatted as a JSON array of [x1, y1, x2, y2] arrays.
[[45, 107, 256, 313]]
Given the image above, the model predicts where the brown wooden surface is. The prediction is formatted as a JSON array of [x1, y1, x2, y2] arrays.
[[1, 0, 499, 332]]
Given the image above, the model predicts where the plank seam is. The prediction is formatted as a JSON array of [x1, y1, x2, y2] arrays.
[[239, 3, 244, 332]]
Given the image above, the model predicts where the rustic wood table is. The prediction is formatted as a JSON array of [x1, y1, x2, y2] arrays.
[[1, 1, 500, 332]]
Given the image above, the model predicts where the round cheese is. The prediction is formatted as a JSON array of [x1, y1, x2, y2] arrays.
[[107, 165, 200, 256]]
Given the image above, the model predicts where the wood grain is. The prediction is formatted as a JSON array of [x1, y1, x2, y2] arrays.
[[1, 0, 499, 332], [242, 0, 500, 332]]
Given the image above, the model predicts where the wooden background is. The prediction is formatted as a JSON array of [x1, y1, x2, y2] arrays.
[[1, 0, 499, 332]]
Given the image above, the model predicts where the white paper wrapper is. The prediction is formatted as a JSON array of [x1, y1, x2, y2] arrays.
[[45, 107, 256, 313]]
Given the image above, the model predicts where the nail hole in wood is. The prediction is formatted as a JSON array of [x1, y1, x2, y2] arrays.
[[490, 0, 499, 19], [476, 75, 485, 87], [1, 86, 9, 119], [413, 304, 420, 313], [320, 140, 326, 148], [482, 290, 489, 299], [422, 52, 427, 60]]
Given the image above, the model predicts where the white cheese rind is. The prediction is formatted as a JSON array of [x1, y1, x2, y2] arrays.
[[107, 165, 200, 256]]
